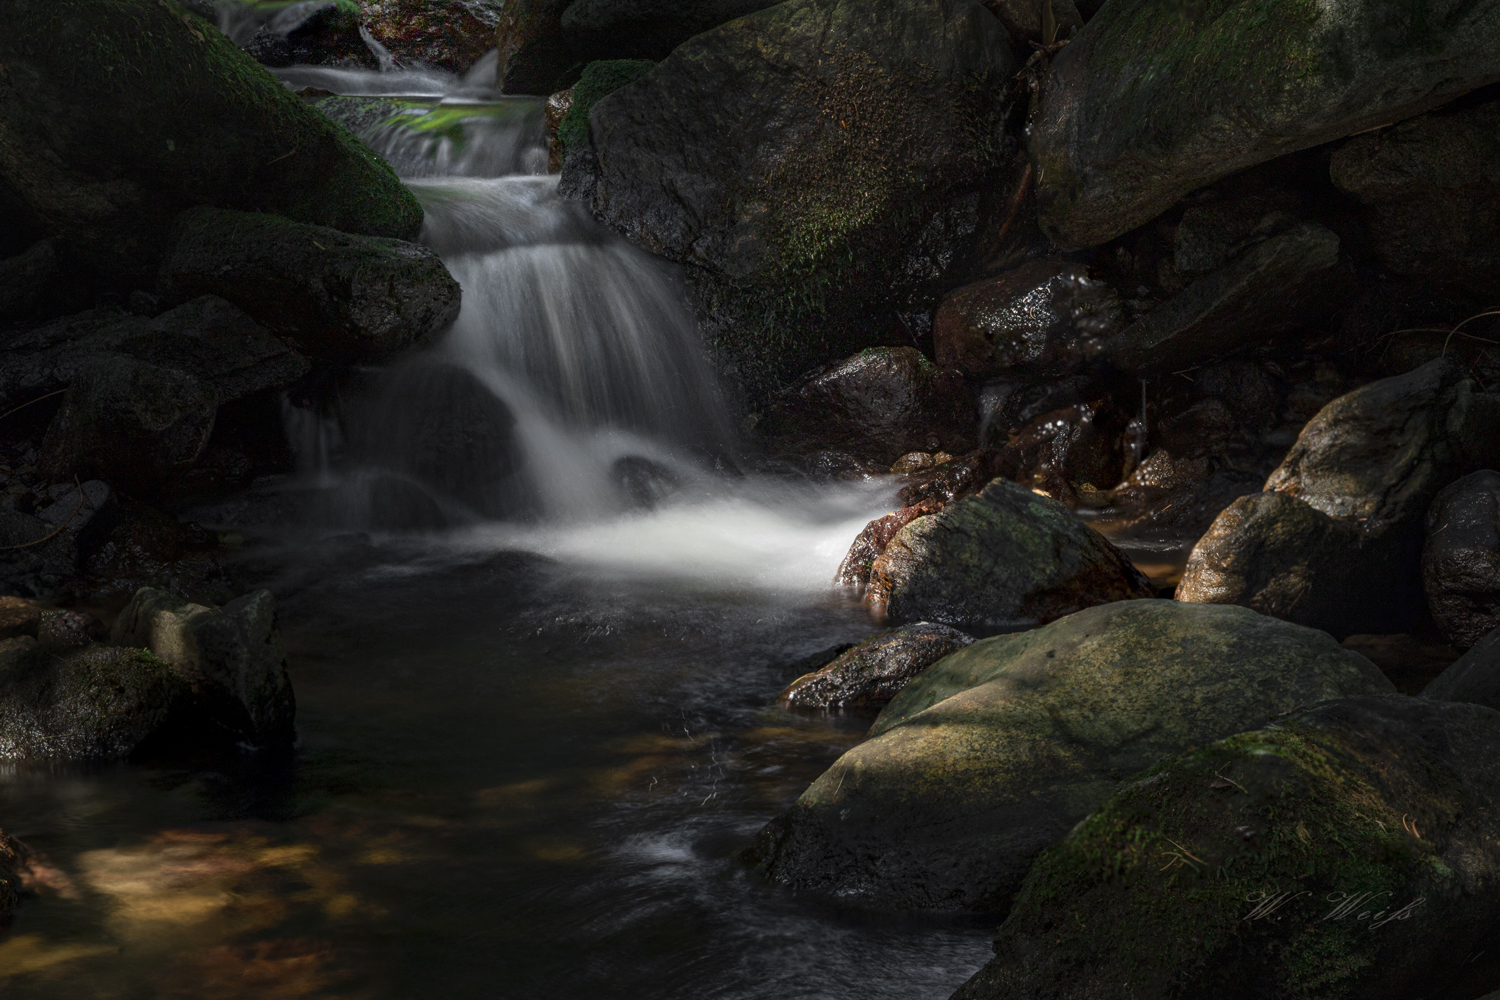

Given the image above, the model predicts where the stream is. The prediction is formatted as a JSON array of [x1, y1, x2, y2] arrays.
[[0, 62, 998, 999]]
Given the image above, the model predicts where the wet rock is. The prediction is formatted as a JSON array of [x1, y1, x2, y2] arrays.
[[1103, 221, 1343, 375], [866, 478, 1152, 627], [0, 827, 20, 920], [361, 0, 503, 73], [36, 609, 104, 650], [0, 597, 42, 640], [896, 448, 1007, 509], [777, 622, 973, 714], [992, 401, 1129, 504], [496, 0, 577, 94], [611, 456, 681, 510], [38, 356, 219, 495], [79, 500, 233, 606], [0, 0, 422, 291], [571, 0, 1018, 391], [955, 694, 1500, 1000], [158, 208, 461, 364], [1424, 626, 1500, 711], [932, 260, 1121, 379], [0, 239, 58, 322], [835, 498, 945, 590], [1423, 471, 1500, 649], [111, 588, 296, 748], [545, 87, 574, 172], [1180, 360, 1500, 636], [760, 348, 976, 468], [1331, 98, 1500, 295], [0, 643, 186, 761], [1031, 0, 1500, 248], [750, 600, 1392, 913]]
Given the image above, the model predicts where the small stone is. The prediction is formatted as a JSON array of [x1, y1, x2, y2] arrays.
[[777, 622, 973, 714]]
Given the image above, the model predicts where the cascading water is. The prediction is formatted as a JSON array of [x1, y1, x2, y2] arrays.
[[290, 61, 893, 589]]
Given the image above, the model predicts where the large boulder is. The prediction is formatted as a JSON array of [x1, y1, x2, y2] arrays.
[[1179, 359, 1500, 636], [111, 587, 296, 747], [569, 0, 1019, 393], [932, 260, 1121, 379], [0, 0, 423, 290], [1331, 97, 1500, 295], [954, 694, 1500, 1000], [777, 622, 973, 714], [0, 641, 186, 761], [1423, 471, 1500, 649], [157, 207, 461, 364], [1424, 626, 1500, 711], [1030, 0, 1500, 249], [866, 478, 1152, 626], [758, 348, 975, 468], [1103, 220, 1344, 375], [749, 600, 1392, 913]]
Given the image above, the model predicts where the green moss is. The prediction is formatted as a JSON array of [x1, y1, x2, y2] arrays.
[[558, 59, 657, 158]]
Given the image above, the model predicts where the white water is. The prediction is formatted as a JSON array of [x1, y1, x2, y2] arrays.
[[285, 72, 896, 593]]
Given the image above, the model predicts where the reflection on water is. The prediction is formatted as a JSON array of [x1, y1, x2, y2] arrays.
[[1, 549, 992, 999]]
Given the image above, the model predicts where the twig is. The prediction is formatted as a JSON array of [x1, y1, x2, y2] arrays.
[[992, 161, 1033, 251], [0, 388, 67, 425], [0, 477, 84, 551]]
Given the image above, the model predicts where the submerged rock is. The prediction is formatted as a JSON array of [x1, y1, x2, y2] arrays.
[[1331, 97, 1500, 295], [571, 0, 1019, 390], [1424, 626, 1500, 711], [1179, 360, 1500, 636], [1104, 221, 1344, 375], [111, 587, 296, 747], [777, 622, 973, 714], [866, 478, 1152, 627], [750, 600, 1391, 913], [1424, 471, 1500, 649], [932, 260, 1121, 379], [0, 0, 422, 290], [0, 643, 185, 761], [955, 694, 1500, 1000], [157, 207, 461, 364], [760, 348, 975, 468], [1030, 0, 1500, 248]]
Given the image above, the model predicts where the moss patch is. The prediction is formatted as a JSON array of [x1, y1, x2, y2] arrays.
[[557, 59, 657, 158]]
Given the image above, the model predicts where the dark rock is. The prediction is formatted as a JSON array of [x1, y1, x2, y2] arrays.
[[1344, 632, 1462, 695], [158, 207, 461, 364], [38, 356, 219, 495], [0, 509, 78, 598], [0, 827, 20, 920], [1424, 471, 1500, 649], [1031, 0, 1500, 248], [932, 260, 1121, 379], [777, 622, 973, 713], [865, 478, 1152, 627], [977, 0, 1080, 44], [362, 0, 504, 74], [0, 643, 186, 761], [554, 59, 655, 182], [35, 480, 114, 552], [896, 447, 1007, 509], [1180, 361, 1500, 636], [496, 0, 578, 93], [1171, 196, 1301, 279], [992, 400, 1130, 504], [0, 597, 42, 640], [545, 87, 574, 172], [561, 0, 785, 62], [611, 455, 681, 510], [1103, 221, 1343, 375], [750, 600, 1392, 914], [760, 348, 976, 468], [0, 239, 58, 322], [111, 588, 296, 748], [36, 608, 104, 649], [955, 694, 1500, 1000], [1331, 98, 1500, 295], [0, 0, 423, 290], [571, 0, 1019, 393], [1424, 626, 1500, 711]]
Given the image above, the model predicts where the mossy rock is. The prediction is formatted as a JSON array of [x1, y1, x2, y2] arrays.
[[748, 600, 1392, 914], [955, 693, 1500, 1000], [0, 641, 187, 760], [566, 0, 1021, 399], [0, 0, 423, 290], [1031, 0, 1500, 249], [556, 59, 656, 161]]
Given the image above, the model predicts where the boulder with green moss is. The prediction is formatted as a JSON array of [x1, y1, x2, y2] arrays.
[[865, 478, 1153, 627], [749, 600, 1391, 913], [1030, 0, 1500, 249], [157, 207, 461, 363], [554, 59, 655, 173], [0, 0, 423, 292], [954, 693, 1500, 1000], [567, 0, 1020, 396], [0, 642, 187, 761]]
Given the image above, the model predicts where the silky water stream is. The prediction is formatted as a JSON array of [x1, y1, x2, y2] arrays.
[[0, 68, 996, 999]]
